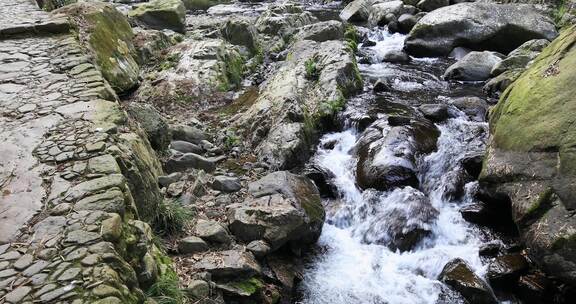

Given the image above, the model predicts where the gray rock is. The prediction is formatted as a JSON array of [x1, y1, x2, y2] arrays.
[[382, 50, 410, 63], [229, 171, 325, 251], [212, 176, 241, 193], [169, 140, 204, 154], [439, 258, 497, 304], [294, 20, 345, 42], [419, 104, 449, 122], [449, 97, 488, 122], [405, 3, 557, 57], [171, 124, 206, 144], [127, 103, 170, 151], [246, 240, 271, 258], [368, 1, 405, 26], [165, 152, 216, 173], [5, 286, 32, 303], [128, 0, 186, 33], [444, 51, 503, 81], [490, 39, 549, 77], [191, 250, 261, 279], [417, 0, 449, 12], [195, 219, 232, 244], [178, 236, 209, 254], [397, 14, 417, 34], [186, 280, 210, 299], [13, 254, 33, 271], [158, 172, 183, 188], [221, 18, 259, 52], [340, 0, 376, 23]]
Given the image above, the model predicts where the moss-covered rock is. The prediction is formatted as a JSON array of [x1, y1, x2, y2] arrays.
[[56, 2, 140, 94], [480, 25, 576, 285], [128, 0, 186, 33], [234, 39, 362, 169]]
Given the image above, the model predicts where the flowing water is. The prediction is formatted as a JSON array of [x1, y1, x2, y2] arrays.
[[299, 29, 500, 304]]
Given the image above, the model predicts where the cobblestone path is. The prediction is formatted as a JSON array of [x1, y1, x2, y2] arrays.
[[0, 1, 163, 303]]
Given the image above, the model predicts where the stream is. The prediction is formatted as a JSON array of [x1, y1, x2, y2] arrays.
[[298, 28, 502, 304]]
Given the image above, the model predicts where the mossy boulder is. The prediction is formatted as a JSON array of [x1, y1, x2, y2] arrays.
[[128, 0, 186, 33], [56, 2, 140, 94], [480, 25, 576, 285], [234, 39, 362, 169], [404, 3, 558, 57]]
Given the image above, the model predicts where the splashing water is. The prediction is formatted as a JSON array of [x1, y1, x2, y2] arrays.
[[298, 30, 494, 304]]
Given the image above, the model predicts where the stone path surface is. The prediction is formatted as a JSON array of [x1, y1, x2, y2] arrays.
[[0, 1, 165, 303]]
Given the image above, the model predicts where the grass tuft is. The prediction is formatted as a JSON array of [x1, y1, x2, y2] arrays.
[[152, 199, 193, 237]]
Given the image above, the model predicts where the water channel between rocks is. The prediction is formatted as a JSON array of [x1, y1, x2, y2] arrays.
[[298, 29, 500, 304]]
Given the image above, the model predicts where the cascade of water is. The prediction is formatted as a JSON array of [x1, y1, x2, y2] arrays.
[[299, 29, 497, 304]]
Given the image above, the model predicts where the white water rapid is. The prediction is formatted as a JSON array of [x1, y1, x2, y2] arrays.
[[299, 30, 497, 304]]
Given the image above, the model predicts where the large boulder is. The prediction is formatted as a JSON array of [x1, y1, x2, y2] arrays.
[[228, 171, 325, 251], [294, 20, 345, 42], [234, 40, 362, 169], [126, 103, 170, 151], [443, 51, 503, 81], [340, 0, 379, 23], [221, 18, 260, 53], [55, 2, 139, 94], [439, 258, 497, 304], [128, 0, 186, 33], [136, 38, 244, 106], [404, 3, 557, 57], [417, 0, 449, 12], [255, 7, 317, 38], [355, 117, 439, 191], [480, 25, 576, 285]]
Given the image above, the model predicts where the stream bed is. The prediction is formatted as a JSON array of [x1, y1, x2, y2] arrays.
[[298, 28, 505, 304]]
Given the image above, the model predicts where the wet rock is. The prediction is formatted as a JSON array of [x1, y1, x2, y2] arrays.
[[479, 242, 501, 257], [303, 164, 338, 198], [373, 78, 390, 92], [127, 103, 170, 151], [397, 14, 417, 34], [439, 258, 497, 304], [405, 3, 557, 57], [460, 202, 491, 224], [516, 273, 551, 303], [128, 0, 186, 33], [294, 20, 345, 42], [449, 97, 488, 122], [355, 118, 439, 191], [444, 51, 503, 81], [195, 219, 232, 245], [212, 176, 241, 193], [178, 236, 209, 254], [191, 250, 261, 279], [229, 171, 325, 251], [487, 254, 529, 287], [449, 46, 471, 60], [460, 151, 484, 179], [442, 170, 470, 201], [171, 125, 207, 144], [417, 0, 449, 12], [382, 50, 410, 63], [165, 152, 216, 173], [169, 141, 203, 154], [418, 104, 448, 122], [357, 188, 438, 251]]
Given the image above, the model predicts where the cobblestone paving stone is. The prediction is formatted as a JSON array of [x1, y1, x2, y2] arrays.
[[0, 1, 163, 303]]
